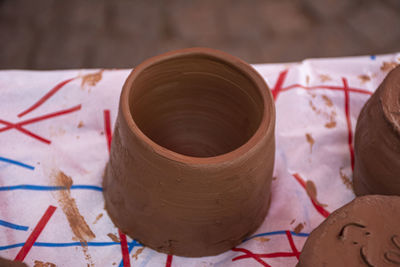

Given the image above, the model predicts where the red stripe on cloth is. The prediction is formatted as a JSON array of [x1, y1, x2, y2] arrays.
[[281, 83, 372, 95], [285, 231, 300, 260], [103, 109, 130, 267], [232, 247, 271, 266], [18, 105, 82, 127], [14, 205, 57, 262], [118, 229, 131, 267], [103, 110, 112, 153], [272, 69, 289, 100], [0, 105, 81, 144], [292, 173, 330, 218], [0, 105, 82, 133], [18, 78, 76, 118], [165, 254, 173, 267], [233, 252, 298, 261], [342, 78, 355, 171], [0, 119, 51, 144]]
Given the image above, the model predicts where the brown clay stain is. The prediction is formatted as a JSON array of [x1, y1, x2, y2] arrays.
[[33, 260, 56, 267], [380, 61, 399, 72], [325, 121, 337, 128], [319, 74, 332, 82], [309, 100, 320, 114], [339, 168, 354, 192], [82, 245, 94, 267], [309, 97, 337, 129], [294, 223, 304, 234], [306, 75, 310, 85], [255, 237, 270, 242], [55, 171, 95, 243], [321, 95, 333, 107], [290, 219, 296, 225], [132, 247, 145, 260], [305, 180, 327, 207], [272, 176, 277, 181], [81, 70, 103, 88], [77, 121, 84, 128], [54, 171, 95, 266], [92, 213, 103, 224], [326, 110, 337, 128], [107, 233, 120, 243], [358, 74, 371, 83], [305, 133, 315, 153]]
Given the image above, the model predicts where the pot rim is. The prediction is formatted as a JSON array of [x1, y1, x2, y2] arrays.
[[120, 47, 275, 165]]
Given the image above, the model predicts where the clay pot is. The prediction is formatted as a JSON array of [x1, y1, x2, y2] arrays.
[[297, 195, 400, 267], [353, 65, 400, 196], [102, 47, 275, 257]]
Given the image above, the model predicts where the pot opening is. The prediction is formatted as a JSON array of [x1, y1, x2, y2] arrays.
[[129, 54, 264, 158]]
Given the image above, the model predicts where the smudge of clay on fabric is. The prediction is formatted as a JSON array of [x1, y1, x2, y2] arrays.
[[81, 70, 104, 89], [339, 168, 354, 192], [81, 246, 94, 267], [308, 95, 337, 129], [305, 133, 314, 153], [319, 74, 332, 82], [305, 180, 327, 207], [92, 213, 103, 224], [132, 247, 145, 260], [294, 223, 304, 234], [380, 61, 399, 72], [55, 171, 95, 242], [255, 237, 270, 242], [107, 233, 120, 243], [321, 95, 333, 107], [358, 74, 371, 83], [54, 171, 95, 266], [33, 260, 56, 267], [306, 75, 310, 85]]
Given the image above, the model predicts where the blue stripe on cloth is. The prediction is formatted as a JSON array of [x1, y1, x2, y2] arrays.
[[0, 241, 135, 251], [242, 230, 310, 243], [0, 184, 103, 192], [0, 220, 28, 231], [0, 157, 34, 170]]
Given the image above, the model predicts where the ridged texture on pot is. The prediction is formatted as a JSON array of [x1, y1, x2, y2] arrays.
[[102, 48, 275, 257], [353, 65, 400, 196]]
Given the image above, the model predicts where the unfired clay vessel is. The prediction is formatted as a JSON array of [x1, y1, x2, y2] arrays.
[[353, 65, 400, 196], [297, 195, 400, 266], [102, 47, 275, 257], [0, 258, 28, 267]]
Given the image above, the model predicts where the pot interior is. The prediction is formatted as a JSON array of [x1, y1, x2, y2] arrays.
[[129, 54, 264, 157]]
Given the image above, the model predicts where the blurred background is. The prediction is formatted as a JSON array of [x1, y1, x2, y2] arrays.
[[1, 0, 400, 69]]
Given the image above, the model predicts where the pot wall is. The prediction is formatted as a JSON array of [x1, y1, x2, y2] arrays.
[[353, 66, 400, 196]]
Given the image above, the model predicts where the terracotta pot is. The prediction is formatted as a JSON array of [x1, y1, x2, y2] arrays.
[[102, 47, 275, 257], [353, 65, 400, 196], [297, 195, 400, 267]]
